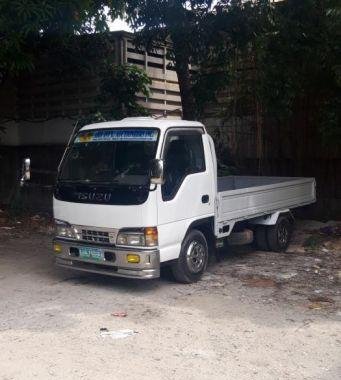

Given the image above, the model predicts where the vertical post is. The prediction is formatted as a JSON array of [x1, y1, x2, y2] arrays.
[[122, 37, 127, 64], [163, 46, 167, 75], [256, 100, 263, 175], [163, 47, 167, 114], [144, 49, 148, 104]]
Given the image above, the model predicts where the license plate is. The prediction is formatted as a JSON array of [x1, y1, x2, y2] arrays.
[[79, 247, 103, 261]]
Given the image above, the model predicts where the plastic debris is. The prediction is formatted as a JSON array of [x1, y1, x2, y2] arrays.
[[111, 311, 127, 317], [308, 296, 335, 304], [307, 295, 335, 310], [319, 225, 341, 237], [31, 214, 42, 221], [100, 328, 138, 339], [319, 226, 334, 235], [277, 272, 298, 280], [308, 302, 323, 310]]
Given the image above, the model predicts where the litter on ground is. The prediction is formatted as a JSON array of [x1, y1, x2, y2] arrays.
[[99, 328, 138, 339]]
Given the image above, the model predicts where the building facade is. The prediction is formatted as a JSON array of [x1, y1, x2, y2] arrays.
[[0, 31, 182, 147]]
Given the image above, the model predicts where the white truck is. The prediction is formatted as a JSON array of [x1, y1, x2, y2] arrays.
[[31, 117, 315, 283]]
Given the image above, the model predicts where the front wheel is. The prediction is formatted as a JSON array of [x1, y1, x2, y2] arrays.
[[171, 229, 208, 283]]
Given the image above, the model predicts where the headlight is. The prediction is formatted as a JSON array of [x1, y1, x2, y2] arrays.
[[54, 219, 81, 240], [117, 231, 145, 246], [116, 227, 158, 247]]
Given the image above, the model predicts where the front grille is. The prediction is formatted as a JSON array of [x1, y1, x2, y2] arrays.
[[81, 229, 110, 243]]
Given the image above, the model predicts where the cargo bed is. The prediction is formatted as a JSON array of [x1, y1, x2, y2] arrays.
[[216, 176, 316, 236]]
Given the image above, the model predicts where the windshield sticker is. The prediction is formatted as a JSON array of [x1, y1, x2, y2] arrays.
[[75, 129, 158, 143]]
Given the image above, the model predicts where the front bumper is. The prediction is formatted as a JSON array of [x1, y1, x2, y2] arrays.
[[53, 238, 160, 279]]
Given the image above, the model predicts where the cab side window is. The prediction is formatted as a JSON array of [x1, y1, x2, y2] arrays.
[[162, 131, 205, 201]]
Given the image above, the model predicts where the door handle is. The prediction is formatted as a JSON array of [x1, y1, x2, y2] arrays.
[[201, 194, 209, 203]]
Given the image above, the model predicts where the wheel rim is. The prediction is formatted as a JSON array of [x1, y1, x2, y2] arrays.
[[278, 222, 289, 246], [186, 241, 206, 273]]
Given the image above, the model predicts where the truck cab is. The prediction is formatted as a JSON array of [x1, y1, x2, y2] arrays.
[[53, 117, 217, 282]]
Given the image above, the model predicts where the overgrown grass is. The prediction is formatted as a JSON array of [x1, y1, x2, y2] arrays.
[[303, 235, 324, 251]]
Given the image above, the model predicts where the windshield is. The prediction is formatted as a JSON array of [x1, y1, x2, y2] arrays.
[[59, 128, 159, 186]]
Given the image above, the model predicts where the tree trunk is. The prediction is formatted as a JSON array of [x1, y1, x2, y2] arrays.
[[171, 35, 197, 120]]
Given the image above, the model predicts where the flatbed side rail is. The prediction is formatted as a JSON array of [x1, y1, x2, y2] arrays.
[[216, 177, 316, 237]]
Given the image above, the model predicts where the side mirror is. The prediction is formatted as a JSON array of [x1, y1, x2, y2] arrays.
[[150, 159, 164, 185], [20, 157, 31, 187]]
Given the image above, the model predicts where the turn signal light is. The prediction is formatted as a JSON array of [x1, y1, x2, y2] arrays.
[[53, 243, 62, 253], [145, 227, 158, 247]]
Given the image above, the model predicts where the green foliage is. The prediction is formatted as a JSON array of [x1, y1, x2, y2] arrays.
[[0, 0, 150, 129], [76, 64, 151, 129], [319, 97, 341, 144], [100, 64, 151, 118], [256, 2, 340, 110], [41, 33, 114, 77], [74, 111, 107, 130], [122, 1, 214, 119], [37, 31, 152, 123], [256, 0, 341, 145], [124, 1, 213, 41], [303, 234, 323, 250], [192, 71, 230, 116], [1, 0, 339, 145], [194, 0, 341, 145], [0, 0, 124, 75]]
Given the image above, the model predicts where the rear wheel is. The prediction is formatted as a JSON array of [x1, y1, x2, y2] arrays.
[[266, 216, 292, 252], [171, 229, 208, 283]]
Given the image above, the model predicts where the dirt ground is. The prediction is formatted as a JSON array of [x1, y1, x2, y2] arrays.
[[0, 214, 340, 380]]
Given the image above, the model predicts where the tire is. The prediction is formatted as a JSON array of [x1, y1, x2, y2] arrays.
[[266, 216, 292, 252], [171, 229, 208, 284], [254, 226, 269, 251]]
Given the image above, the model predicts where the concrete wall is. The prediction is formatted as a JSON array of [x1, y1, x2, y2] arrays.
[[1, 118, 74, 146], [0, 145, 65, 211]]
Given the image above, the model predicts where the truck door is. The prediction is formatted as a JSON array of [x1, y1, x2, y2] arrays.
[[157, 128, 215, 260]]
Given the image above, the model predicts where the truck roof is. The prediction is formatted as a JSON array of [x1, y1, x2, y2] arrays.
[[80, 117, 205, 132]]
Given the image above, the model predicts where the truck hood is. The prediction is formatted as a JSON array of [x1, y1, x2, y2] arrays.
[[53, 193, 157, 229]]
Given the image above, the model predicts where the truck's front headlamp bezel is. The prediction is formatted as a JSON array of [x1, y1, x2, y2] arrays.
[[116, 227, 158, 248], [116, 231, 145, 246], [54, 219, 80, 240]]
